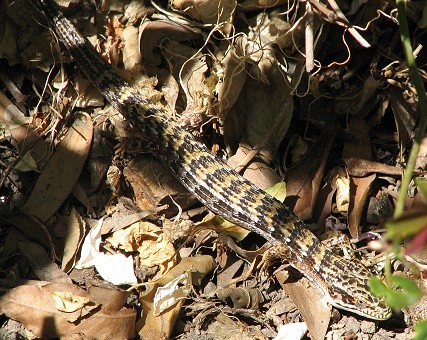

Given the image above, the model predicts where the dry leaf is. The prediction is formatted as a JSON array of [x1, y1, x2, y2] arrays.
[[14, 151, 38, 172], [0, 283, 135, 339], [335, 176, 350, 213], [137, 255, 214, 339], [21, 113, 93, 221], [0, 90, 30, 133], [0, 91, 48, 169], [237, 0, 287, 12], [121, 25, 141, 72], [62, 208, 86, 273], [153, 270, 192, 316], [75, 218, 138, 285], [73, 75, 104, 108], [348, 174, 376, 237], [139, 20, 200, 67], [216, 37, 247, 117], [285, 122, 337, 219], [172, 0, 236, 35], [124, 155, 197, 217], [388, 86, 418, 147], [343, 118, 374, 237], [216, 287, 263, 309], [344, 158, 405, 177], [276, 271, 331, 340], [275, 322, 308, 340], [107, 221, 176, 276], [18, 237, 71, 284]]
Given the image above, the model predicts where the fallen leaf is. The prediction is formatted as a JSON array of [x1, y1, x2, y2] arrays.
[[121, 25, 141, 72], [344, 158, 406, 177], [107, 221, 176, 277], [172, 0, 236, 35], [62, 208, 86, 273], [335, 176, 350, 213], [124, 155, 197, 217], [276, 271, 331, 340], [0, 283, 135, 339], [75, 218, 138, 285], [348, 174, 376, 237], [21, 112, 93, 221], [388, 86, 418, 147], [136, 255, 214, 339], [274, 322, 308, 340], [18, 236, 72, 284], [153, 270, 192, 316], [285, 121, 337, 219], [14, 151, 38, 172], [0, 91, 48, 169], [216, 287, 263, 309], [343, 117, 374, 237]]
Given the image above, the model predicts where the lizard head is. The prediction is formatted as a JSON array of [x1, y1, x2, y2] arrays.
[[324, 256, 392, 320]]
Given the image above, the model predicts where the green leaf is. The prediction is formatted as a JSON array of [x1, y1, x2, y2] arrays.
[[414, 319, 427, 340], [386, 212, 427, 239], [370, 275, 422, 309], [265, 181, 287, 203], [416, 178, 427, 199], [369, 276, 387, 295], [213, 216, 250, 241]]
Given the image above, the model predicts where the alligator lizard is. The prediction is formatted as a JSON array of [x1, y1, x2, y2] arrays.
[[31, 0, 391, 320]]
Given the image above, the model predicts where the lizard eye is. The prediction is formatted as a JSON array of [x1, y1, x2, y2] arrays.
[[355, 299, 367, 308]]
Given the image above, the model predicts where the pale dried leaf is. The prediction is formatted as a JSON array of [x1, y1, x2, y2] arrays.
[[265, 181, 287, 202], [139, 20, 200, 67], [197, 214, 250, 241], [335, 176, 350, 213], [137, 256, 214, 339], [75, 218, 137, 285], [107, 221, 176, 275], [75, 218, 103, 269], [95, 252, 137, 285], [227, 144, 282, 189], [172, 0, 236, 34], [121, 25, 140, 72], [180, 53, 209, 112], [14, 151, 38, 172], [274, 322, 308, 340], [62, 208, 86, 273], [348, 174, 376, 238], [74, 75, 104, 108], [51, 291, 90, 313], [216, 37, 247, 117], [153, 271, 192, 316]]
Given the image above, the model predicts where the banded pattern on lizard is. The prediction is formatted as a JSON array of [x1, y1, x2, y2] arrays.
[[31, 0, 391, 320]]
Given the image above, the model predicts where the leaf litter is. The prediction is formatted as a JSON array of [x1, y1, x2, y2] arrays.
[[0, 0, 426, 339]]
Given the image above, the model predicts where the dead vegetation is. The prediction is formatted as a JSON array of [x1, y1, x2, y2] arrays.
[[0, 0, 426, 339]]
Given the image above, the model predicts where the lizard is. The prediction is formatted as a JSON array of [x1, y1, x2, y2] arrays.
[[30, 0, 391, 320]]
